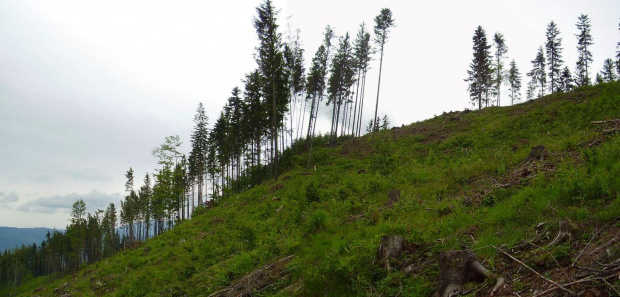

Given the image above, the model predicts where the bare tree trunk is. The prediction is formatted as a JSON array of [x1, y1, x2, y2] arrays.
[[307, 95, 321, 168], [373, 44, 385, 132], [352, 70, 362, 136], [357, 69, 368, 137]]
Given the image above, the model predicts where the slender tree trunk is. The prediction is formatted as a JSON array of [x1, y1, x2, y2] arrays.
[[341, 101, 346, 136], [306, 95, 317, 146], [191, 184, 194, 215], [373, 44, 385, 132], [333, 95, 342, 144], [347, 90, 354, 135], [329, 98, 337, 144], [352, 72, 361, 135], [357, 69, 368, 137], [307, 95, 321, 167], [297, 94, 307, 145]]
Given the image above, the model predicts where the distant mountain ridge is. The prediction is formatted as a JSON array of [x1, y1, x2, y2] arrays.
[[0, 226, 56, 251]]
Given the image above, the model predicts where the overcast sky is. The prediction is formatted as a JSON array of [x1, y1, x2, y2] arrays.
[[1, 1, 618, 228]]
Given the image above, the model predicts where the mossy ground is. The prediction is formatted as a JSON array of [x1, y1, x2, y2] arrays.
[[8, 82, 620, 296]]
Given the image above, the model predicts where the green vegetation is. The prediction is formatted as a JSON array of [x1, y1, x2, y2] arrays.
[[5, 82, 619, 296]]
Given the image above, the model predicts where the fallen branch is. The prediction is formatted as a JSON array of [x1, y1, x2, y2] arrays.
[[588, 231, 620, 256], [534, 271, 620, 296], [602, 278, 620, 296], [526, 241, 573, 290], [209, 255, 296, 297], [572, 226, 598, 266], [591, 119, 620, 124], [208, 288, 232, 297], [490, 245, 574, 295]]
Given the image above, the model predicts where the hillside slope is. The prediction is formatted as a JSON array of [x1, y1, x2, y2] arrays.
[[12, 82, 620, 296]]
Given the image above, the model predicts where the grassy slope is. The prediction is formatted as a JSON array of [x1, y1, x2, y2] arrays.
[[13, 82, 620, 296]]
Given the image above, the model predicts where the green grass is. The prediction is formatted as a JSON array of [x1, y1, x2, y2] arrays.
[[8, 82, 620, 296]]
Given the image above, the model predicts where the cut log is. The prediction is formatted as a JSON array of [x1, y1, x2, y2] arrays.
[[436, 250, 488, 297]]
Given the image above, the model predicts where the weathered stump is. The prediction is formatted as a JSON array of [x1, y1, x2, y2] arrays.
[[548, 219, 572, 246], [523, 145, 548, 165], [376, 235, 417, 272], [437, 250, 488, 297], [385, 189, 401, 208]]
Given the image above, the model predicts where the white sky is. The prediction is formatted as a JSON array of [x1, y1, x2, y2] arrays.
[[1, 0, 618, 228]]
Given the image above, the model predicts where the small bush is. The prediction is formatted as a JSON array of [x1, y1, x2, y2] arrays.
[[306, 210, 328, 234], [192, 205, 207, 218], [305, 181, 321, 202]]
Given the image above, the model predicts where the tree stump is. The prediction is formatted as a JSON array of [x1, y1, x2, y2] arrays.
[[376, 235, 417, 272], [437, 250, 488, 297], [523, 145, 548, 165], [385, 189, 401, 208], [548, 219, 572, 246]]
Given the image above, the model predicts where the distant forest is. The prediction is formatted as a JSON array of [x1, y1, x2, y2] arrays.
[[2, 0, 619, 289]]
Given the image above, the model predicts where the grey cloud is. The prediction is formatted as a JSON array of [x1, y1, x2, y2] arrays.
[[0, 192, 19, 208], [33, 175, 53, 183], [70, 168, 112, 182], [17, 190, 121, 214]]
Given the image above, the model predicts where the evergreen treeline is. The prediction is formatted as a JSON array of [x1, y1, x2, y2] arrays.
[[466, 14, 620, 108], [0, 200, 119, 289]]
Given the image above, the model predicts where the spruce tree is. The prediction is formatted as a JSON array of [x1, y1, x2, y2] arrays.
[[559, 66, 574, 92], [138, 173, 152, 240], [595, 73, 604, 84], [102, 202, 118, 257], [545, 21, 563, 93], [327, 32, 355, 144], [526, 80, 537, 101], [243, 69, 266, 185], [616, 21, 620, 77], [465, 26, 492, 110], [600, 58, 618, 82], [352, 23, 372, 137], [493, 32, 508, 106], [189, 103, 208, 208], [507, 59, 522, 105], [284, 29, 306, 143], [306, 26, 334, 167], [575, 14, 593, 87], [254, 0, 288, 180], [527, 46, 546, 98], [372, 8, 395, 132]]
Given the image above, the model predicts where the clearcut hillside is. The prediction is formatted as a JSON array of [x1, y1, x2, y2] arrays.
[[11, 82, 620, 296]]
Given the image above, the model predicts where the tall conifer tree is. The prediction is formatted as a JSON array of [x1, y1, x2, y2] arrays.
[[189, 103, 208, 207], [575, 14, 593, 87], [327, 33, 355, 144], [352, 23, 372, 137], [465, 26, 492, 110], [527, 46, 547, 98], [305, 26, 334, 167], [616, 21, 620, 76], [559, 66, 574, 92], [254, 0, 288, 180], [372, 8, 394, 132], [600, 58, 618, 82], [493, 32, 508, 106], [507, 59, 522, 106], [545, 21, 563, 93]]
